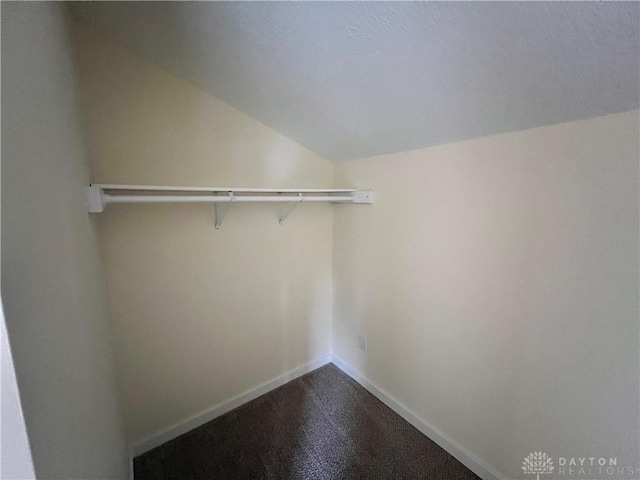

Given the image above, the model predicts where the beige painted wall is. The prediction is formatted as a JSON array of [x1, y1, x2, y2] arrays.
[[1, 4, 129, 478], [71, 25, 334, 445], [334, 111, 639, 478]]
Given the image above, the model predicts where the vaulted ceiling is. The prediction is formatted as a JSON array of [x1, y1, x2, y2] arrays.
[[69, 2, 639, 162]]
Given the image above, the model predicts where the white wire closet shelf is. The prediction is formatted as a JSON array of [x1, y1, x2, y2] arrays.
[[86, 184, 374, 229]]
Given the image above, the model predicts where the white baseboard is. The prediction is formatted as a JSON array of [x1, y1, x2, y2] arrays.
[[131, 354, 333, 457], [330, 354, 503, 480]]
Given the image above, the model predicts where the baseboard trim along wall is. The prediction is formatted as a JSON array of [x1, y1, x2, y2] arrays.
[[131, 354, 333, 457], [330, 355, 503, 480], [131, 353, 502, 480]]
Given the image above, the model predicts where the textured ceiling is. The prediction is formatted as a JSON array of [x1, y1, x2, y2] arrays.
[[69, 2, 639, 162]]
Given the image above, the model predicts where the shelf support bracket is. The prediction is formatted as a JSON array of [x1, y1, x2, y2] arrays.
[[279, 193, 304, 225], [214, 191, 233, 229], [86, 185, 105, 213]]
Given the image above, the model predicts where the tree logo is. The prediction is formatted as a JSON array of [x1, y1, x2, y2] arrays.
[[522, 452, 555, 480]]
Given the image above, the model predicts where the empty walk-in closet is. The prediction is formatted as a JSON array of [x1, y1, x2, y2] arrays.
[[1, 2, 639, 480]]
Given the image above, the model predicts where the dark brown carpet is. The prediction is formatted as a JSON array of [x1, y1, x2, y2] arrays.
[[134, 363, 480, 480]]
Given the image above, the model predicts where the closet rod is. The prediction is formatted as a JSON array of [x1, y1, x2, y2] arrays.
[[104, 194, 354, 204], [86, 185, 374, 223], [92, 184, 358, 194]]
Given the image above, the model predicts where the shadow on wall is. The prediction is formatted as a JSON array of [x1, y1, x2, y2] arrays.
[[66, 15, 334, 448]]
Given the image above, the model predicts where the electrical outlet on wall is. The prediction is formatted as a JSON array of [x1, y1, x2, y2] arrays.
[[358, 334, 368, 352]]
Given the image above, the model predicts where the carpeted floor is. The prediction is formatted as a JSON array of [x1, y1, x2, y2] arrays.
[[134, 363, 480, 479]]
